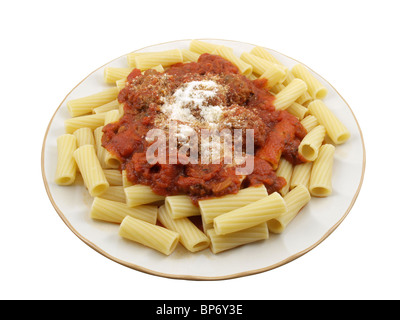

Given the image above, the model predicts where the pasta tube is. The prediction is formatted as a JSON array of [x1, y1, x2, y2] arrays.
[[273, 79, 308, 110], [308, 100, 351, 145], [119, 216, 180, 256], [181, 49, 200, 62], [73, 127, 95, 147], [90, 197, 157, 224], [98, 186, 126, 203], [199, 185, 268, 225], [267, 185, 311, 233], [208, 223, 269, 254], [213, 192, 287, 235], [158, 205, 210, 253], [73, 145, 109, 197], [298, 125, 326, 161], [103, 67, 132, 84], [55, 134, 77, 185], [309, 144, 336, 197], [213, 46, 253, 76], [300, 115, 319, 133], [290, 162, 313, 189], [285, 102, 308, 120], [189, 39, 219, 54], [240, 52, 286, 87], [165, 195, 201, 219], [66, 87, 119, 117], [124, 184, 165, 207], [64, 113, 106, 134], [93, 99, 120, 114], [275, 158, 293, 196], [249, 46, 282, 65], [133, 49, 183, 70], [291, 64, 328, 100], [103, 169, 123, 186]]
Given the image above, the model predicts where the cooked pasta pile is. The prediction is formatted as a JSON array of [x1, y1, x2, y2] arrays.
[[55, 40, 350, 255]]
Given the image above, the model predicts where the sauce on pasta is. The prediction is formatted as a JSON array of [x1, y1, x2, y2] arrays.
[[102, 54, 307, 203]]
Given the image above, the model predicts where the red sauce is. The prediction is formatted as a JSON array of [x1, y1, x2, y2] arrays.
[[102, 53, 307, 204]]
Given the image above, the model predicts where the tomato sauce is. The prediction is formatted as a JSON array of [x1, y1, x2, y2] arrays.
[[102, 53, 307, 204]]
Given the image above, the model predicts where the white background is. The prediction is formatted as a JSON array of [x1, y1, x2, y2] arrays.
[[1, 0, 399, 300]]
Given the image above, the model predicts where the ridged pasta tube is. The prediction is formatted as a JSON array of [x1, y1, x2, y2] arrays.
[[213, 46, 253, 76], [103, 67, 132, 84], [291, 64, 328, 100], [308, 100, 351, 145], [72, 127, 95, 147], [119, 216, 180, 256], [133, 49, 183, 70], [73, 145, 109, 197], [64, 113, 106, 134], [309, 144, 336, 197], [158, 205, 209, 253], [275, 158, 293, 196], [67, 87, 119, 117], [198, 185, 268, 225], [213, 192, 287, 235], [267, 185, 311, 233], [300, 115, 319, 133], [273, 79, 308, 110], [165, 195, 201, 219], [208, 223, 269, 254], [290, 162, 313, 189], [124, 184, 165, 207], [90, 197, 157, 224], [298, 125, 326, 161], [55, 134, 77, 185], [189, 39, 219, 54]]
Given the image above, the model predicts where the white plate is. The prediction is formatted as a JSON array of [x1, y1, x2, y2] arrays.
[[41, 39, 366, 280]]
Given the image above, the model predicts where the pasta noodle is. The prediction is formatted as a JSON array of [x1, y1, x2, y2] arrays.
[[308, 100, 350, 144], [309, 144, 336, 197], [300, 115, 319, 133], [213, 45, 253, 76], [198, 185, 268, 225], [165, 195, 201, 219], [291, 64, 328, 100], [273, 78, 308, 110], [240, 52, 286, 87], [275, 158, 293, 196], [67, 87, 119, 117], [267, 185, 311, 233], [91, 196, 157, 224], [208, 223, 269, 254], [133, 49, 183, 70], [104, 67, 132, 84], [55, 134, 77, 185], [103, 169, 123, 186], [189, 39, 219, 55], [290, 162, 313, 190], [73, 144, 109, 197], [72, 127, 95, 147], [98, 185, 126, 203], [213, 192, 287, 235], [64, 113, 106, 134], [298, 125, 326, 161], [124, 184, 165, 207], [119, 215, 180, 256], [158, 205, 210, 253]]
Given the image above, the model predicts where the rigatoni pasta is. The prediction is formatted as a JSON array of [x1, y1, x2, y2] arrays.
[[55, 134, 77, 185], [158, 205, 209, 253], [308, 100, 351, 144], [119, 215, 180, 256], [54, 40, 352, 258], [73, 144, 109, 197]]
